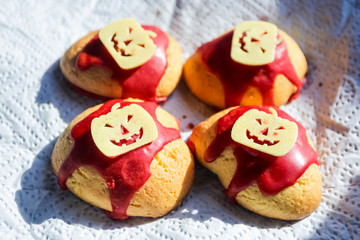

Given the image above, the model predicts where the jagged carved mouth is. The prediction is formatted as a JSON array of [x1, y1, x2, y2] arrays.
[[239, 31, 248, 53], [246, 129, 279, 146], [104, 114, 144, 147], [110, 127, 144, 147]]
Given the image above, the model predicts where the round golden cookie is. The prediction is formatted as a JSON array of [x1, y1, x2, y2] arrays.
[[51, 99, 194, 218], [61, 19, 183, 101], [189, 106, 322, 220], [184, 21, 308, 109]]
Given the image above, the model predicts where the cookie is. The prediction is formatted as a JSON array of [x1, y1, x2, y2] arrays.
[[52, 99, 194, 219], [188, 106, 321, 220], [61, 18, 183, 102], [184, 21, 307, 108]]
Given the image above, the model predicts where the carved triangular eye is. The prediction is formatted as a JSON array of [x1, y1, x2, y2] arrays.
[[105, 124, 114, 128], [276, 126, 285, 130], [256, 119, 262, 124], [127, 115, 133, 122], [124, 40, 132, 46]]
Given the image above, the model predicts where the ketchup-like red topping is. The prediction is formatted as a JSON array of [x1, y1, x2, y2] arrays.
[[201, 106, 318, 200], [76, 26, 169, 102], [198, 31, 304, 107], [57, 100, 180, 219]]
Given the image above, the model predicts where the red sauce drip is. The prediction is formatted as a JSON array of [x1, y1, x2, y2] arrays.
[[76, 25, 169, 102], [57, 100, 180, 219], [199, 31, 305, 107], [204, 106, 318, 200], [187, 122, 194, 129]]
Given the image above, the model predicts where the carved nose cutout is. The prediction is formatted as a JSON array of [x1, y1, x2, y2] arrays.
[[120, 125, 129, 135], [261, 128, 269, 136], [124, 40, 132, 46]]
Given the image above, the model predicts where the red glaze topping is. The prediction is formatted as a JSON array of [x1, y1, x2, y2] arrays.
[[57, 99, 180, 219], [198, 31, 304, 107], [202, 106, 318, 200], [76, 26, 169, 102]]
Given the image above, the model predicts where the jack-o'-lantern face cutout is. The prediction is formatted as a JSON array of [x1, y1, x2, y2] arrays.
[[231, 21, 278, 66], [99, 18, 157, 70], [91, 103, 158, 157], [231, 108, 298, 156]]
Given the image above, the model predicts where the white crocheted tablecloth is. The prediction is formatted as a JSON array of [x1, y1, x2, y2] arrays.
[[0, 0, 359, 239]]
